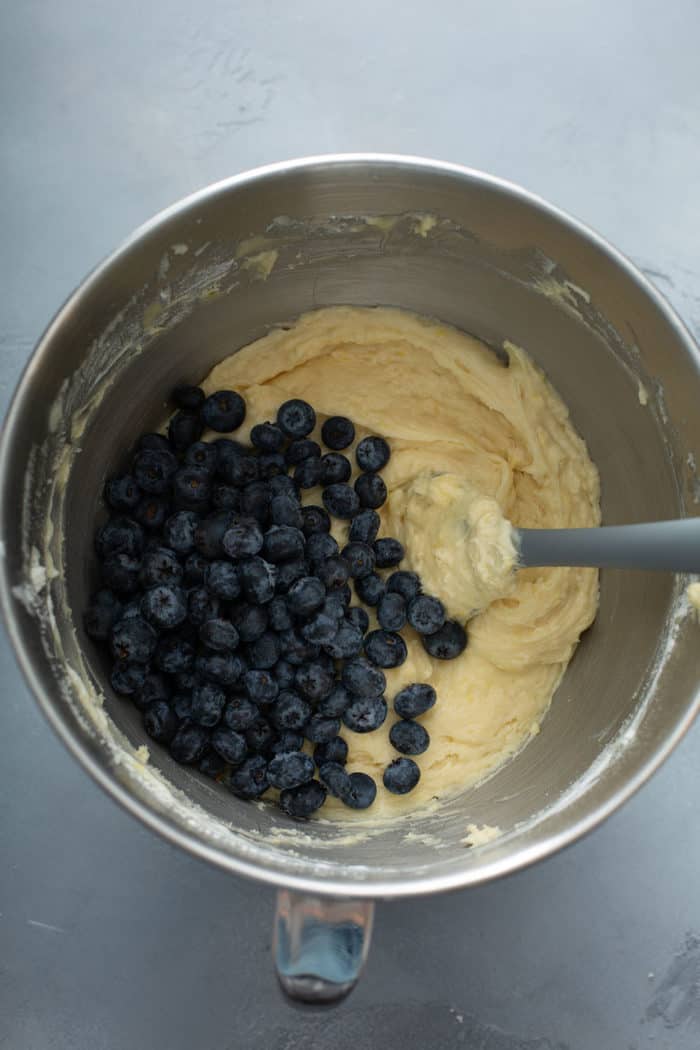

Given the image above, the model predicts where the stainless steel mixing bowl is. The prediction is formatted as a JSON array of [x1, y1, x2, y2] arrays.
[[2, 155, 699, 1001]]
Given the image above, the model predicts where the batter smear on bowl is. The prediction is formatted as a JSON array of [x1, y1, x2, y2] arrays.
[[85, 307, 600, 821]]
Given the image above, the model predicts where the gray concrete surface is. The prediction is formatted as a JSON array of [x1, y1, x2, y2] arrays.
[[3, 2, 700, 1047]]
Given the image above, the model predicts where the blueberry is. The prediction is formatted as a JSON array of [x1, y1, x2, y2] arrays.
[[102, 552, 141, 594], [342, 542, 376, 579], [270, 731, 305, 755], [240, 480, 273, 525], [322, 483, 359, 520], [383, 757, 420, 794], [301, 505, 331, 536], [211, 483, 241, 510], [161, 512, 198, 556], [407, 595, 446, 636], [214, 437, 247, 468], [173, 467, 211, 509], [243, 669, 279, 705], [204, 560, 241, 600], [240, 556, 276, 604], [251, 421, 285, 452], [305, 532, 339, 564], [279, 629, 320, 666], [270, 474, 299, 500], [364, 629, 408, 668], [286, 576, 325, 618], [172, 694, 193, 721], [285, 439, 321, 466], [422, 620, 468, 660], [155, 634, 194, 674], [110, 616, 157, 664], [318, 453, 351, 486], [321, 415, 355, 450], [222, 696, 259, 731], [180, 553, 205, 586], [246, 719, 275, 753], [134, 496, 168, 531], [187, 587, 220, 626], [294, 457, 322, 489], [231, 602, 268, 643], [195, 652, 245, 686], [275, 558, 309, 594], [342, 657, 386, 698], [394, 683, 436, 719], [346, 606, 370, 634], [354, 472, 387, 509], [95, 516, 144, 560], [220, 452, 259, 488], [260, 452, 287, 480], [354, 572, 385, 607], [143, 699, 179, 743], [170, 722, 209, 764], [132, 448, 178, 495], [115, 597, 143, 622], [300, 612, 338, 646], [295, 661, 334, 702], [168, 410, 204, 451], [342, 695, 387, 733], [356, 436, 390, 472], [274, 659, 296, 689], [134, 672, 171, 711], [279, 779, 327, 817], [349, 509, 380, 545], [268, 595, 293, 632], [389, 719, 430, 755], [174, 670, 197, 692], [190, 681, 226, 726], [313, 557, 346, 594], [374, 538, 404, 569], [110, 660, 147, 696], [305, 714, 341, 744], [184, 441, 218, 473], [263, 525, 305, 563], [229, 755, 270, 798], [277, 398, 316, 439], [318, 761, 351, 799], [270, 493, 303, 529], [248, 630, 283, 669], [322, 592, 347, 621], [323, 620, 364, 659], [199, 748, 228, 779], [386, 570, 421, 603], [172, 384, 205, 412], [202, 389, 246, 432], [194, 510, 237, 558], [377, 592, 407, 632], [314, 736, 348, 766], [268, 751, 315, 789], [140, 547, 183, 588], [199, 618, 239, 652], [271, 691, 312, 731], [137, 432, 172, 454], [105, 475, 141, 512], [84, 589, 122, 641], [222, 518, 264, 559], [210, 726, 248, 765]]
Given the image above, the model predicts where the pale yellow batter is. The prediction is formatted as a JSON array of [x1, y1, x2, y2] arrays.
[[203, 307, 601, 818]]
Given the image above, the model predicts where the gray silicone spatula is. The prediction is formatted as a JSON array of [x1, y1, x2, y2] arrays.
[[514, 518, 700, 572]]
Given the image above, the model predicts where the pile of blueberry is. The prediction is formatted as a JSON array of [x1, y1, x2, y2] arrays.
[[85, 385, 467, 817]]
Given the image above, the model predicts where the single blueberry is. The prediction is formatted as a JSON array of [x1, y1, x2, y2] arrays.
[[198, 748, 228, 779], [422, 620, 468, 660], [143, 699, 179, 743], [278, 629, 320, 666], [240, 480, 273, 525], [300, 612, 339, 646], [110, 660, 148, 696], [132, 448, 178, 495], [341, 657, 386, 698], [279, 779, 327, 817], [342, 541, 376, 579], [110, 616, 157, 664], [274, 558, 309, 594], [346, 606, 370, 634], [319, 453, 352, 486], [305, 714, 341, 744], [269, 493, 303, 530], [168, 410, 204, 451], [204, 560, 241, 600], [263, 525, 305, 563], [268, 750, 315, 790], [295, 661, 335, 702], [274, 659, 296, 690], [285, 438, 321, 466], [322, 483, 359, 520], [277, 398, 316, 439], [394, 683, 437, 719], [240, 556, 277, 604], [305, 532, 339, 564], [243, 669, 279, 705], [346, 772, 377, 809], [195, 652, 245, 686], [294, 457, 322, 489], [211, 483, 242, 511], [323, 620, 364, 659], [187, 587, 220, 626], [322, 592, 347, 621], [356, 435, 390, 472], [321, 415, 355, 450], [219, 452, 259, 488], [191, 680, 226, 727], [172, 466, 211, 508], [134, 496, 168, 531], [349, 509, 380, 545], [377, 592, 407, 632], [199, 618, 239, 652], [354, 572, 385, 607], [246, 719, 275, 753], [342, 695, 388, 733], [269, 474, 299, 500], [214, 437, 247, 470], [354, 472, 387, 509], [271, 691, 312, 731], [268, 595, 294, 632], [286, 576, 326, 618], [383, 757, 420, 795], [248, 630, 283, 670], [314, 736, 349, 766], [84, 589, 122, 641], [172, 384, 205, 412], [184, 441, 218, 473], [317, 555, 350, 591], [140, 546, 183, 588], [194, 510, 238, 558], [95, 516, 144, 560], [222, 696, 259, 731], [211, 726, 248, 766], [270, 731, 305, 755], [374, 537, 405, 569], [105, 475, 141, 512], [163, 511, 200, 555], [231, 602, 268, 643], [170, 722, 209, 765], [137, 432, 172, 454], [364, 629, 408, 669], [222, 518, 264, 559], [229, 754, 270, 798], [259, 452, 287, 480], [155, 634, 194, 674], [389, 719, 430, 755], [251, 421, 285, 452], [174, 671, 197, 693], [386, 570, 421, 602], [407, 595, 446, 636], [301, 505, 331, 536], [102, 552, 141, 594], [133, 672, 171, 711], [202, 389, 246, 432]]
